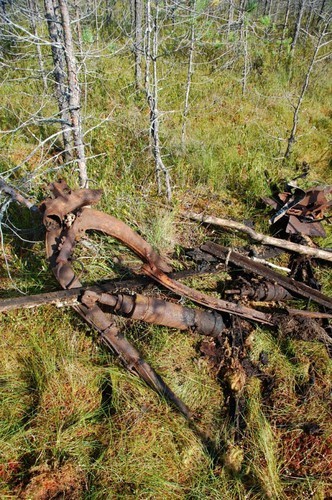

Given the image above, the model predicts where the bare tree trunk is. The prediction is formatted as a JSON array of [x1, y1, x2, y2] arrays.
[[181, 0, 196, 148], [238, 0, 246, 45], [279, 0, 291, 57], [28, 0, 48, 92], [227, 0, 234, 40], [134, 0, 143, 90], [284, 20, 328, 159], [242, 22, 249, 94], [94, 0, 99, 47], [44, 0, 73, 162], [303, 0, 314, 45], [145, 0, 172, 200], [74, 1, 88, 112], [74, 0, 83, 58], [58, 0, 88, 188], [290, 0, 307, 58]]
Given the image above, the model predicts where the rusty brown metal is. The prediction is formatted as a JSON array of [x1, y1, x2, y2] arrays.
[[77, 300, 194, 419], [201, 241, 332, 311], [41, 180, 172, 286], [82, 290, 225, 337], [225, 278, 293, 302], [42, 180, 272, 324], [264, 185, 332, 236], [40, 179, 103, 231], [141, 264, 274, 325], [40, 180, 195, 419]]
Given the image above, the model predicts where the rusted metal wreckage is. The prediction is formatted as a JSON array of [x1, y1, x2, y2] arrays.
[[39, 180, 275, 419], [1, 178, 331, 420], [264, 184, 332, 237], [36, 180, 332, 418]]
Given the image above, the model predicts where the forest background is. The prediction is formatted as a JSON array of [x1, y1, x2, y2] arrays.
[[0, 0, 331, 498]]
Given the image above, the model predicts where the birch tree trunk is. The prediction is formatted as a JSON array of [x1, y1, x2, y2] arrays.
[[181, 0, 196, 149], [145, 0, 172, 200], [44, 0, 73, 162], [28, 0, 48, 92], [58, 0, 88, 188], [284, 19, 329, 159]]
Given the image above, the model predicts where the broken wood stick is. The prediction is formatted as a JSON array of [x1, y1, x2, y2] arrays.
[[186, 211, 332, 262], [0, 177, 37, 211]]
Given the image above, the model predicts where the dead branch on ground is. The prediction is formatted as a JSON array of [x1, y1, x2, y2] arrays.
[[186, 211, 332, 262]]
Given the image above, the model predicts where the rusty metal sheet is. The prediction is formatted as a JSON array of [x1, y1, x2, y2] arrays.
[[264, 185, 332, 236]]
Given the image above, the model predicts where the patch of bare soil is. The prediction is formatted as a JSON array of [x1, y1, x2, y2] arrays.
[[17, 463, 85, 500]]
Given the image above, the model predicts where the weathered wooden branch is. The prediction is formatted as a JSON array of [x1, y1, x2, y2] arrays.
[[0, 177, 37, 211], [186, 211, 332, 262]]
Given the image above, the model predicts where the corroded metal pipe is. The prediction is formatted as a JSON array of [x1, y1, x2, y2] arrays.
[[82, 291, 225, 337]]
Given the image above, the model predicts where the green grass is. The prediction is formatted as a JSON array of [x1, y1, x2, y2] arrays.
[[0, 15, 331, 499]]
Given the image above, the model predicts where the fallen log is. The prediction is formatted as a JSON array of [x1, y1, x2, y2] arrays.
[[186, 211, 332, 262]]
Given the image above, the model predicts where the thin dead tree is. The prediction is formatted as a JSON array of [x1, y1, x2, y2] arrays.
[[290, 0, 307, 59], [278, 0, 291, 57], [181, 0, 196, 149], [284, 15, 331, 159], [144, 0, 172, 201], [58, 0, 88, 188], [134, 0, 144, 90], [44, 0, 73, 163], [227, 0, 234, 40], [27, 0, 48, 92], [242, 18, 249, 94]]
